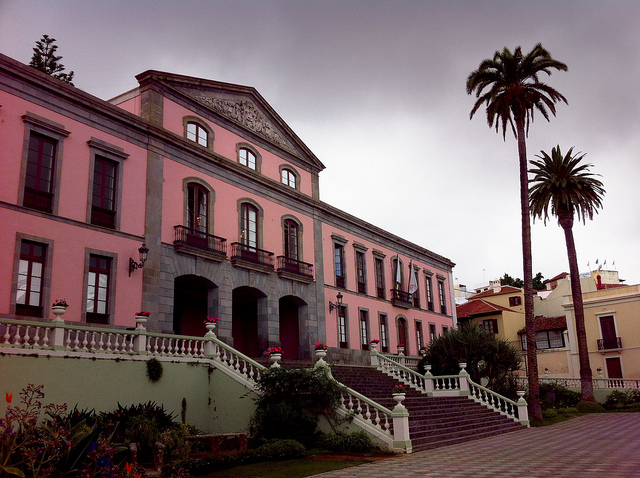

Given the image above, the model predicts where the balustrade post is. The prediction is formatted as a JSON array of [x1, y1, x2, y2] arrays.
[[424, 365, 434, 396], [458, 362, 470, 396], [370, 347, 379, 367], [391, 405, 412, 453], [49, 316, 66, 350], [516, 391, 530, 427], [133, 327, 148, 355]]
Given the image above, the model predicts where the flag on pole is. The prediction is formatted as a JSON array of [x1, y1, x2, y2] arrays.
[[587, 261, 590, 269], [395, 255, 402, 291], [408, 260, 418, 294]]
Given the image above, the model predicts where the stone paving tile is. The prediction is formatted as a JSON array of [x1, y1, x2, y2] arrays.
[[313, 414, 640, 477]]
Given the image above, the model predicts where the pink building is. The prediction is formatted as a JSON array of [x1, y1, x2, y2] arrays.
[[0, 53, 455, 364]]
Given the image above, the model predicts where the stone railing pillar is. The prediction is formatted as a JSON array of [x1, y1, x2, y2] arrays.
[[458, 362, 470, 396], [391, 398, 412, 453], [517, 390, 529, 426], [370, 347, 379, 367], [133, 321, 147, 354], [49, 317, 66, 350], [424, 365, 434, 396]]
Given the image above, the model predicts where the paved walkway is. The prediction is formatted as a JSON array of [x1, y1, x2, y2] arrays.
[[314, 414, 640, 477]]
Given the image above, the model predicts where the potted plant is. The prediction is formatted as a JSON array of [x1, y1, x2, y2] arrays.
[[369, 338, 380, 351], [314, 342, 328, 366], [135, 310, 150, 328], [52, 299, 68, 319], [392, 384, 406, 407], [203, 316, 219, 333], [267, 346, 283, 368], [397, 343, 405, 354]]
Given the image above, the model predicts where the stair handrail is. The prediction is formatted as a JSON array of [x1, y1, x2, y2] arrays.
[[206, 334, 267, 385], [466, 377, 529, 427], [374, 352, 430, 393]]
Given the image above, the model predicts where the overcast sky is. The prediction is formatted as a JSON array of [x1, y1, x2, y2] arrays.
[[2, 0, 639, 288]]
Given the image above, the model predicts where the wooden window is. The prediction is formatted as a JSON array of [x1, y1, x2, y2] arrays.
[[415, 321, 423, 350], [338, 307, 348, 348], [599, 315, 618, 350], [24, 133, 56, 212], [429, 323, 436, 343], [283, 219, 298, 260], [375, 258, 385, 299], [379, 314, 389, 352], [480, 319, 498, 334], [16, 240, 46, 317], [398, 317, 408, 352], [334, 243, 345, 288], [360, 310, 369, 350], [425, 276, 434, 311], [187, 184, 208, 234], [86, 255, 111, 324], [281, 168, 296, 188], [186, 122, 208, 147], [356, 251, 366, 294], [438, 279, 447, 315], [241, 203, 258, 249], [90, 157, 117, 228], [522, 330, 566, 350], [239, 148, 256, 170], [509, 296, 522, 307]]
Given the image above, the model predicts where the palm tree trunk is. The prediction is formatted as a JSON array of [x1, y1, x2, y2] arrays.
[[516, 118, 542, 422], [560, 213, 595, 401]]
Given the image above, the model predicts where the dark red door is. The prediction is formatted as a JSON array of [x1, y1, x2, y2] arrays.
[[606, 357, 623, 379], [600, 316, 618, 349]]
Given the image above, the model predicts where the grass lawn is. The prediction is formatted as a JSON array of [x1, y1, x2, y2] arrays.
[[197, 453, 393, 478]]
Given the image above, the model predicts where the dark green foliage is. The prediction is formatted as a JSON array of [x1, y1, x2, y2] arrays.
[[29, 34, 74, 85], [256, 439, 306, 460], [250, 368, 343, 446], [146, 357, 164, 382], [539, 383, 581, 409], [532, 272, 546, 291], [604, 389, 640, 410], [542, 408, 557, 419], [575, 400, 605, 413], [417, 324, 521, 391], [500, 273, 524, 288], [317, 432, 376, 453]]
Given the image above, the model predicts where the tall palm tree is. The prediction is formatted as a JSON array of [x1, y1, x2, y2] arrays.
[[466, 44, 567, 421], [529, 145, 605, 402]]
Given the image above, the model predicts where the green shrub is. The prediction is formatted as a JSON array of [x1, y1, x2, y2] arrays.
[[604, 389, 640, 409], [556, 407, 578, 415], [256, 439, 306, 460], [539, 382, 581, 409], [542, 409, 558, 419], [250, 402, 318, 446], [317, 431, 375, 453], [575, 400, 605, 413]]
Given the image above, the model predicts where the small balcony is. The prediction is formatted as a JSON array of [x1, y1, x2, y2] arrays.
[[390, 289, 412, 309], [174, 225, 227, 261], [276, 256, 314, 283], [24, 187, 53, 213], [231, 243, 274, 272], [597, 337, 622, 351]]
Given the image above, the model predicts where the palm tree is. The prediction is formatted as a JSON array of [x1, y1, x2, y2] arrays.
[[466, 44, 567, 421], [529, 145, 605, 402]]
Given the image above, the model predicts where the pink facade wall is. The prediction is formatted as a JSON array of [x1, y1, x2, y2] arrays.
[[162, 100, 314, 197], [110, 94, 141, 117], [162, 160, 315, 263], [321, 223, 454, 354], [1, 93, 147, 325]]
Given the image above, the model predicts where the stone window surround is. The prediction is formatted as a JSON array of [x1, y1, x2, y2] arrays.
[[182, 177, 216, 235], [182, 115, 214, 150], [11, 233, 54, 319], [236, 142, 262, 172], [279, 164, 301, 191], [237, 198, 264, 249], [281, 214, 304, 261], [81, 247, 118, 326]]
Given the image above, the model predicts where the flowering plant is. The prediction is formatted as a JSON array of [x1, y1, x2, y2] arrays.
[[397, 343, 405, 348], [392, 384, 405, 394], [369, 339, 380, 344], [314, 342, 328, 351], [136, 311, 150, 317], [267, 346, 283, 356], [203, 316, 219, 324], [52, 298, 68, 308]]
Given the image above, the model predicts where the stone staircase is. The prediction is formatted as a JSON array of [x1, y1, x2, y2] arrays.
[[331, 365, 524, 452]]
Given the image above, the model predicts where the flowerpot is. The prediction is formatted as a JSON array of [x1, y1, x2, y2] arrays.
[[397, 346, 405, 355], [135, 316, 148, 329], [269, 353, 282, 368], [516, 390, 525, 400], [369, 342, 379, 352], [52, 306, 67, 320], [205, 323, 217, 335], [314, 349, 327, 368], [392, 393, 406, 408]]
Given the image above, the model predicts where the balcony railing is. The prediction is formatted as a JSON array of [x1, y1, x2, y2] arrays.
[[24, 187, 53, 213], [231, 243, 274, 270], [91, 206, 116, 229], [276, 256, 314, 280], [174, 225, 227, 257], [390, 289, 412, 309], [597, 337, 622, 350]]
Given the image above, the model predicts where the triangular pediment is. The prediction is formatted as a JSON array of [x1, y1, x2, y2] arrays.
[[137, 71, 324, 171]]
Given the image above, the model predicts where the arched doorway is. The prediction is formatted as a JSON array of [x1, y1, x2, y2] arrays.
[[279, 296, 304, 359], [397, 316, 408, 354], [173, 275, 217, 336], [232, 286, 266, 357]]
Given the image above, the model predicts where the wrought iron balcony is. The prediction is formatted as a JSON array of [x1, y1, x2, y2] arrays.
[[276, 256, 314, 282], [390, 289, 412, 309], [174, 225, 227, 258], [231, 242, 274, 270], [597, 337, 622, 350]]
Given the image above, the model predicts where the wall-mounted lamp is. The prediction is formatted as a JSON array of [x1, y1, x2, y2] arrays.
[[129, 242, 149, 276], [329, 292, 343, 313]]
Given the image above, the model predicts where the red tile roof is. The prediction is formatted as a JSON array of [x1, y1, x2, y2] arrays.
[[518, 315, 566, 334], [456, 299, 513, 319], [544, 272, 569, 284], [470, 285, 521, 299]]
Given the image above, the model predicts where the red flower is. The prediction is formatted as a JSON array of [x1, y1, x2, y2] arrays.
[[5, 392, 12, 403], [126, 463, 133, 473]]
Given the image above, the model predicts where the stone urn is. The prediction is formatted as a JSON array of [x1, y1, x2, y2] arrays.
[[392, 393, 406, 408], [52, 306, 67, 320], [314, 349, 327, 367], [135, 315, 148, 329], [205, 322, 217, 335], [269, 353, 282, 368]]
